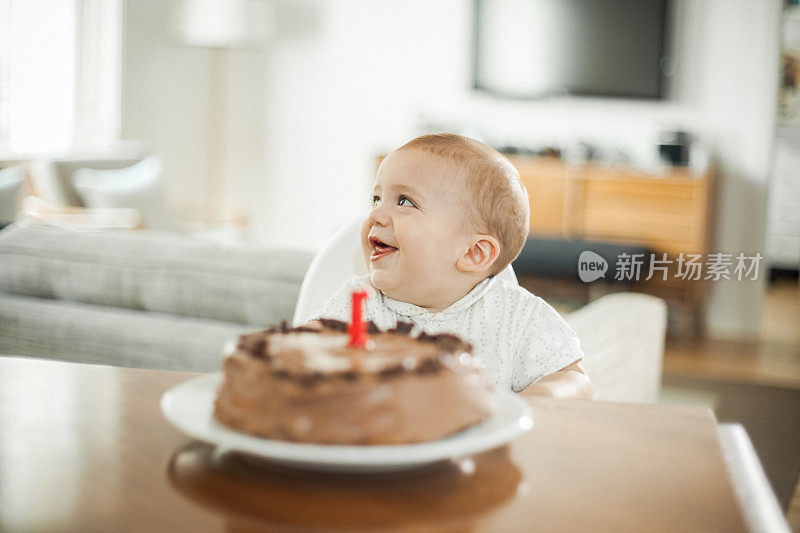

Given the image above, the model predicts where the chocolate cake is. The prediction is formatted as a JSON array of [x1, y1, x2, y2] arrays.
[[213, 320, 496, 445]]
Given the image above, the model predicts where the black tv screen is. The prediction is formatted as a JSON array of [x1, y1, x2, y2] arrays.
[[473, 0, 671, 99]]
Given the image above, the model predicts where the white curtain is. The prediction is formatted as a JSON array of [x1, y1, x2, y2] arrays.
[[0, 0, 121, 154]]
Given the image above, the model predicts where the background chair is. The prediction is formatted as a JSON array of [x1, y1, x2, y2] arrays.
[[0, 165, 26, 225], [63, 157, 249, 240], [292, 215, 518, 325], [20, 196, 143, 230], [71, 156, 173, 230]]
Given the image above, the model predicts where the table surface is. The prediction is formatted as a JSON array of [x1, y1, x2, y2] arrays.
[[0, 356, 747, 532]]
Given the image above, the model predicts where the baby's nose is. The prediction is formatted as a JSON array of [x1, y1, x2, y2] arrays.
[[369, 205, 391, 227]]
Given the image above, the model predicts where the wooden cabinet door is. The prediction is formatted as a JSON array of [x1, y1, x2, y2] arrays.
[[507, 156, 574, 238]]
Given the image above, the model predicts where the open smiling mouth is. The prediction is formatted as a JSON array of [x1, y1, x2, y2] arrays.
[[369, 236, 398, 262]]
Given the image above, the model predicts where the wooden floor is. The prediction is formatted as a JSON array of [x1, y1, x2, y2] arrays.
[[662, 279, 800, 530]]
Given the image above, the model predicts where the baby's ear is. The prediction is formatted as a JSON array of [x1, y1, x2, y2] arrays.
[[456, 235, 500, 274]]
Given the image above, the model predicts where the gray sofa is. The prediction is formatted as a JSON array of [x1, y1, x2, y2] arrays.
[[0, 222, 313, 372], [0, 222, 668, 402]]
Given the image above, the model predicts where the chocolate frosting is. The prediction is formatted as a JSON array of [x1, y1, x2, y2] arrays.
[[214, 320, 495, 445]]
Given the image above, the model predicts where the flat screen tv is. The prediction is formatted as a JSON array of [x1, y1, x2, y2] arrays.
[[473, 0, 672, 100]]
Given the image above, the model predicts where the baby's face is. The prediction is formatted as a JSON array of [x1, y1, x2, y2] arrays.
[[361, 149, 474, 308]]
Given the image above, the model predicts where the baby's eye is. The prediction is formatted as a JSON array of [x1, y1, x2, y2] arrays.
[[371, 195, 381, 207], [398, 195, 416, 207]]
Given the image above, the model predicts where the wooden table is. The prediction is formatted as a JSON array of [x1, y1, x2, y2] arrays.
[[0, 357, 747, 532]]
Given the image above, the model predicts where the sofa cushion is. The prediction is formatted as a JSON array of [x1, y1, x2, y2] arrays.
[[0, 223, 313, 326], [0, 293, 249, 372]]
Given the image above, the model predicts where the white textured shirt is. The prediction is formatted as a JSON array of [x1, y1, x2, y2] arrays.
[[313, 275, 583, 392]]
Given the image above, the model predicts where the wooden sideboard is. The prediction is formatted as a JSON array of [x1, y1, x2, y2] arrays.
[[375, 152, 717, 334], [376, 153, 715, 255], [507, 155, 716, 334], [507, 155, 715, 256]]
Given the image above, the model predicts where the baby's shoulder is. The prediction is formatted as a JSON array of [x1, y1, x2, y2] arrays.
[[485, 276, 547, 311]]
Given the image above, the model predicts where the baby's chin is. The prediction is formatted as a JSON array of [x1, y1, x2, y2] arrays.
[[370, 273, 433, 308], [367, 269, 389, 294], [368, 269, 406, 300]]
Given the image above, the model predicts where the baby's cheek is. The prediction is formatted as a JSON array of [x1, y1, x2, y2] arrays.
[[359, 218, 370, 240], [359, 221, 372, 254]]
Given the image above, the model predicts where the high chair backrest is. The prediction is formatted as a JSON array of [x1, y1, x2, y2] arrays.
[[292, 216, 518, 325]]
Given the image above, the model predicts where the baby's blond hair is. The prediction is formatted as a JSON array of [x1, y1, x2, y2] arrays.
[[398, 133, 529, 276]]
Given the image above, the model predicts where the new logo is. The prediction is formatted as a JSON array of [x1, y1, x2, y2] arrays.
[[578, 251, 608, 282]]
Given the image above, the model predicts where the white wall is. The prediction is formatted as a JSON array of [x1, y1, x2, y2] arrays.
[[251, 0, 469, 250], [120, 0, 212, 204], [254, 0, 781, 338], [121, 0, 782, 338]]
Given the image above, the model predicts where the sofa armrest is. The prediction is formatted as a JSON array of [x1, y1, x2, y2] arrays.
[[565, 292, 668, 403]]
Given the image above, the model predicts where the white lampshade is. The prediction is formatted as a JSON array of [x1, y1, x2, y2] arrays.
[[171, 0, 274, 49]]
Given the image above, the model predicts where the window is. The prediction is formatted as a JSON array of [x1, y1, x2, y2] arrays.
[[0, 0, 121, 154]]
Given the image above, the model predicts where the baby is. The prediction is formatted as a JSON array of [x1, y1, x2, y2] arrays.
[[314, 133, 592, 399]]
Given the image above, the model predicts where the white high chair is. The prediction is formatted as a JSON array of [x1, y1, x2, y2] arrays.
[[292, 216, 518, 325], [292, 216, 674, 404]]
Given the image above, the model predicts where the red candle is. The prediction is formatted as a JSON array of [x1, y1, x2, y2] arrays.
[[347, 289, 370, 349]]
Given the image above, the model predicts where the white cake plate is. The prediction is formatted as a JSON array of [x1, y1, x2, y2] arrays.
[[161, 373, 533, 473]]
